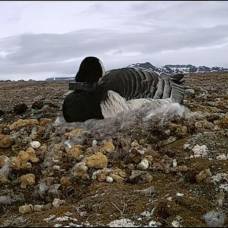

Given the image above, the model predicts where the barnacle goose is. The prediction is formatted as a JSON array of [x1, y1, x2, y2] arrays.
[[62, 57, 185, 122]]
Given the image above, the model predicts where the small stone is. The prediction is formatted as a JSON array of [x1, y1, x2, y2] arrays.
[[0, 134, 13, 148], [196, 168, 212, 183], [53, 165, 60, 170], [106, 176, 113, 183], [137, 158, 149, 170], [92, 139, 97, 147], [216, 154, 227, 160], [60, 176, 71, 187], [39, 118, 52, 126], [148, 220, 162, 227], [66, 145, 83, 160], [11, 147, 39, 170], [203, 210, 226, 227], [108, 218, 136, 227], [19, 173, 36, 188], [9, 119, 39, 130], [0, 155, 9, 168], [183, 143, 191, 151], [110, 174, 124, 183], [30, 141, 41, 149], [34, 204, 44, 212], [86, 152, 108, 169], [171, 220, 182, 227], [72, 162, 89, 180], [192, 144, 208, 158], [173, 159, 177, 168], [52, 198, 65, 208], [176, 165, 188, 172], [19, 204, 33, 214], [176, 192, 184, 197], [101, 139, 115, 153], [92, 168, 110, 181], [134, 186, 155, 196], [13, 103, 28, 114], [129, 170, 153, 184]]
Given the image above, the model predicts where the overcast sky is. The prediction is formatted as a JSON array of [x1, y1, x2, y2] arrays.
[[0, 1, 228, 80]]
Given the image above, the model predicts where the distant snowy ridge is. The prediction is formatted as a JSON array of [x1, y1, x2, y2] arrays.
[[128, 62, 228, 74], [46, 63, 228, 81]]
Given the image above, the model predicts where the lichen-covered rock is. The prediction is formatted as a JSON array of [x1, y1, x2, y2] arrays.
[[0, 134, 13, 148], [86, 152, 108, 169], [0, 155, 9, 168], [39, 118, 52, 126], [216, 114, 228, 128], [196, 169, 212, 183], [72, 162, 89, 179], [92, 168, 111, 181], [9, 119, 39, 130], [100, 139, 115, 153], [66, 145, 83, 160], [0, 155, 10, 183], [11, 147, 39, 170], [195, 120, 214, 131], [19, 173, 36, 188], [19, 204, 33, 214], [191, 144, 208, 158]]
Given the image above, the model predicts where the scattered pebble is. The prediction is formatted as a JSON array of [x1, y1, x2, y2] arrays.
[[52, 198, 65, 208], [30, 141, 41, 149], [86, 152, 108, 169], [19, 204, 33, 214], [191, 144, 208, 158], [203, 210, 226, 227], [106, 176, 113, 183], [137, 158, 149, 170], [19, 173, 36, 188]]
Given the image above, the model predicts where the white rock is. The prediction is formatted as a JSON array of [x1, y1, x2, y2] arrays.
[[106, 176, 113, 183], [216, 154, 227, 160], [183, 144, 191, 150], [19, 204, 33, 214], [148, 220, 162, 227], [30, 141, 41, 149], [137, 158, 149, 170], [52, 198, 65, 208], [171, 220, 182, 227], [173, 159, 177, 168], [192, 144, 208, 158], [34, 204, 44, 212], [92, 140, 97, 147], [176, 192, 184, 197], [53, 165, 61, 170], [108, 218, 136, 227]]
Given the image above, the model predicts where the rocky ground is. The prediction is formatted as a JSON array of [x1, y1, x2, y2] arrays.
[[0, 72, 227, 227]]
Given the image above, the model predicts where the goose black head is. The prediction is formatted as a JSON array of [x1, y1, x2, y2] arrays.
[[75, 56, 105, 84], [63, 56, 105, 122]]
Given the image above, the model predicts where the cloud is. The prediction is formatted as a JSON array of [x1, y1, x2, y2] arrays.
[[0, 1, 228, 80]]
